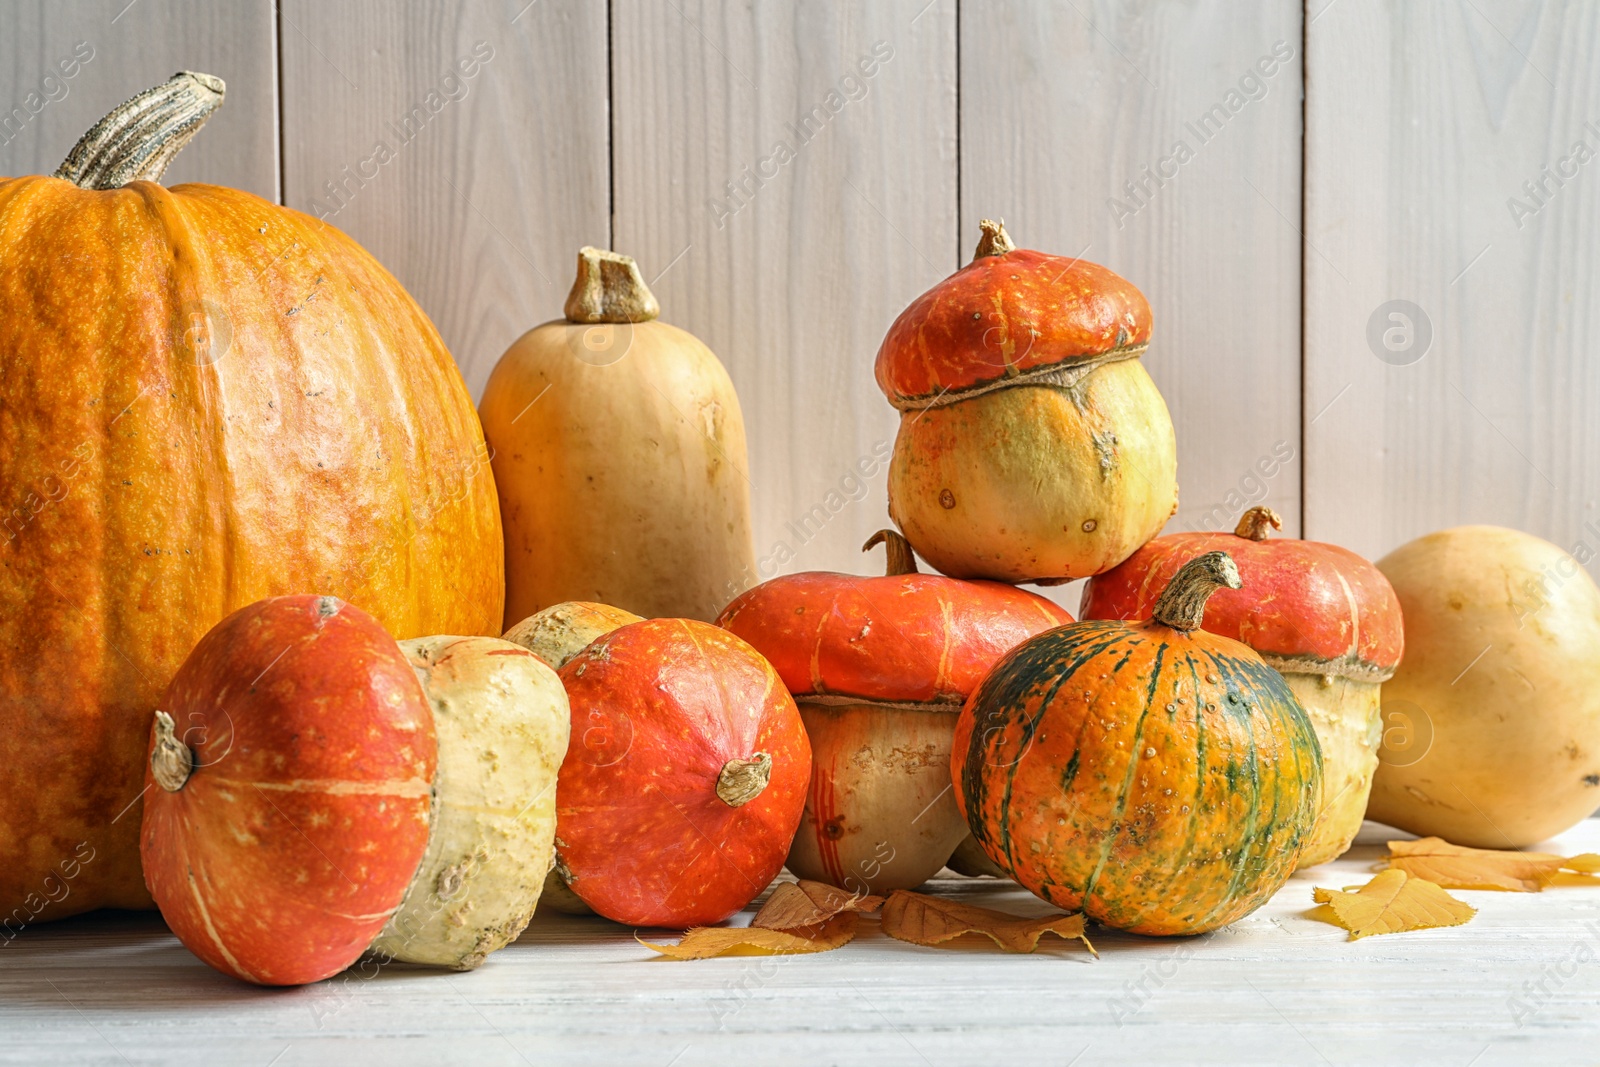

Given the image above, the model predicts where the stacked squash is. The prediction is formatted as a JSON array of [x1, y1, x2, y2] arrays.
[[21, 73, 1600, 983]]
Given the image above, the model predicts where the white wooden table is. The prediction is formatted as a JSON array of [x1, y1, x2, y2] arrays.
[[6, 822, 1599, 1066]]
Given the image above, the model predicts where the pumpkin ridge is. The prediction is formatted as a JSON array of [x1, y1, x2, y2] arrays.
[[1080, 641, 1166, 914], [1131, 648, 1212, 928], [976, 628, 1127, 868], [1204, 649, 1266, 927]]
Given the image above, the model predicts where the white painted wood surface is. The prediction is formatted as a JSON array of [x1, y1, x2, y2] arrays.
[[279, 0, 610, 398], [611, 0, 956, 585], [1303, 0, 1600, 563], [5, 821, 1599, 1065], [961, 0, 1305, 542]]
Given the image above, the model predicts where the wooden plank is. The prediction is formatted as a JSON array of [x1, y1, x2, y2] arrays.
[[1304, 1, 1600, 564], [959, 0, 1305, 553], [279, 0, 609, 397], [4, 820, 1599, 1064], [609, 0, 957, 585], [0, 0, 276, 198]]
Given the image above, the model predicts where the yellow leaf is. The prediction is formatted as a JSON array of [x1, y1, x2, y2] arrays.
[[879, 890, 1096, 955], [1384, 837, 1566, 892], [752, 880, 883, 930], [1311, 869, 1475, 940], [1562, 853, 1600, 875], [639, 911, 857, 960]]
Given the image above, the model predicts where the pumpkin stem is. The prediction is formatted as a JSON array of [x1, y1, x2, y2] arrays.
[[150, 710, 194, 793], [715, 753, 772, 807], [863, 529, 919, 576], [1151, 551, 1242, 632], [973, 219, 1016, 259], [54, 72, 226, 190], [563, 247, 662, 324], [1234, 506, 1282, 542]]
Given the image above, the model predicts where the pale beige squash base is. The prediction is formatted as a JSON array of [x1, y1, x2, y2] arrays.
[[888, 361, 1178, 583], [371, 636, 570, 970], [1281, 672, 1382, 868], [786, 700, 969, 895], [944, 833, 1007, 878]]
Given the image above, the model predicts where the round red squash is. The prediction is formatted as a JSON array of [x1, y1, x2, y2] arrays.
[[953, 552, 1322, 936], [717, 530, 1071, 892], [1, 74, 502, 921], [876, 219, 1177, 583], [553, 618, 810, 927], [1081, 506, 1402, 866], [141, 596, 436, 985]]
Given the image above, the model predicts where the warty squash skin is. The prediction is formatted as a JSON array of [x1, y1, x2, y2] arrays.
[[500, 600, 642, 916], [368, 636, 570, 971], [1370, 526, 1600, 848], [718, 530, 1071, 894], [480, 248, 755, 625], [554, 618, 810, 927], [0, 74, 502, 923], [141, 596, 437, 986], [953, 552, 1322, 936], [877, 219, 1177, 583], [1081, 507, 1403, 867]]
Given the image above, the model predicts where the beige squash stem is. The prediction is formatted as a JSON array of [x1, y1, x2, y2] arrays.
[[563, 247, 662, 324], [972, 218, 1016, 259], [864, 529, 920, 576], [150, 711, 194, 793], [1234, 506, 1283, 542]]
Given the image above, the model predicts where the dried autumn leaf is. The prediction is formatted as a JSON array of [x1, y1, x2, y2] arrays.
[[639, 911, 857, 960], [753, 880, 883, 930], [879, 889, 1096, 956], [1562, 853, 1600, 875], [1384, 837, 1566, 892], [1311, 869, 1475, 940]]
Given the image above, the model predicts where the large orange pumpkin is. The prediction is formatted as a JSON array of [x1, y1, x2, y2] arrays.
[[0, 73, 502, 921], [952, 552, 1322, 935]]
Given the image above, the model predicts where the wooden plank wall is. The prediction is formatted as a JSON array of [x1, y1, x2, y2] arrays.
[[6, 0, 1593, 600]]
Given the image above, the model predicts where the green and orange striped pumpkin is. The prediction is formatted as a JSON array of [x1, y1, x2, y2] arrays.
[[951, 551, 1322, 935]]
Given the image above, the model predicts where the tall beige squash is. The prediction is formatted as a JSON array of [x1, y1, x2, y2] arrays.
[[480, 248, 756, 624]]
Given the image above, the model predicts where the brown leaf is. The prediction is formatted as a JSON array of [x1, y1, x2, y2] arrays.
[[1383, 837, 1566, 892], [1562, 853, 1600, 875], [1312, 869, 1476, 940], [639, 911, 857, 960], [879, 889, 1096, 956], [752, 880, 883, 930]]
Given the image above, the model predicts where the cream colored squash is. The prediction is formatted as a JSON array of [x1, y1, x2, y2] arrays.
[[480, 248, 756, 625], [1282, 673, 1382, 867], [1369, 526, 1600, 848], [786, 701, 970, 895], [888, 364, 1178, 583], [370, 636, 569, 970]]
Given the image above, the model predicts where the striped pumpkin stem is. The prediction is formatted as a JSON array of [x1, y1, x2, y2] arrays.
[[55, 71, 225, 190], [1152, 551, 1242, 632]]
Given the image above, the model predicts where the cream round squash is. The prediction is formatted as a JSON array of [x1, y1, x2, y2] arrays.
[[480, 248, 755, 624], [369, 636, 569, 969], [1370, 526, 1600, 847]]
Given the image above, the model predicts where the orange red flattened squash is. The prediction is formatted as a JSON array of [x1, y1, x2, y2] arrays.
[[953, 552, 1322, 935]]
